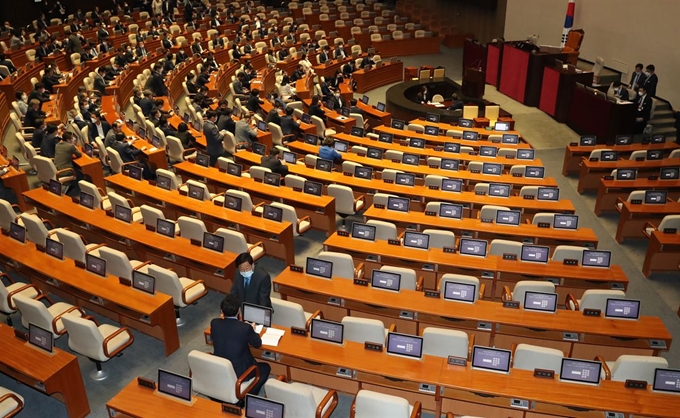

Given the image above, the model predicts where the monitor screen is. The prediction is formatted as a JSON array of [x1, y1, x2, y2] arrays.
[[646, 150, 663, 160], [324, 100, 335, 111], [523, 290, 557, 312], [653, 369, 680, 394], [86, 254, 107, 277], [387, 196, 410, 212], [310, 318, 344, 344], [517, 149, 535, 160], [304, 181, 323, 196], [386, 332, 423, 359], [45, 238, 64, 260], [391, 119, 405, 130], [644, 190, 667, 204], [132, 270, 155, 295], [425, 113, 440, 123], [355, 166, 373, 179], [615, 135, 633, 145], [340, 107, 350, 117], [282, 151, 297, 164], [441, 178, 463, 192], [263, 205, 283, 222], [559, 358, 601, 385], [305, 257, 333, 279], [488, 183, 511, 197], [501, 134, 520, 144], [660, 167, 679, 180], [537, 187, 560, 201], [28, 323, 53, 353], [395, 173, 415, 186], [315, 158, 333, 172], [439, 203, 463, 219], [361, 95, 369, 104], [651, 134, 666, 144], [187, 183, 205, 201], [202, 232, 225, 252], [351, 222, 376, 241], [128, 165, 143, 180], [156, 218, 176, 237], [444, 142, 460, 153], [402, 153, 420, 166], [409, 138, 425, 148], [403, 231, 429, 250], [462, 131, 478, 141], [371, 269, 401, 291], [605, 298, 640, 320], [263, 172, 281, 186], [350, 126, 365, 137], [227, 162, 243, 177], [458, 118, 473, 128], [471, 346, 511, 373], [242, 303, 273, 327], [245, 395, 285, 418], [378, 133, 393, 144], [495, 209, 521, 226], [257, 121, 267, 132], [482, 162, 502, 175], [520, 245, 550, 263], [376, 102, 386, 112], [581, 250, 611, 268], [600, 151, 618, 161], [479, 146, 498, 157], [424, 125, 438, 136], [157, 174, 173, 189], [304, 133, 318, 144], [441, 158, 460, 171], [301, 113, 312, 124], [524, 166, 545, 178], [553, 214, 578, 230], [579, 135, 597, 146], [49, 179, 62, 196], [114, 205, 132, 223], [367, 147, 384, 160], [195, 153, 210, 167], [252, 142, 267, 156], [459, 238, 487, 257], [80, 192, 95, 209], [444, 281, 476, 303], [334, 140, 349, 153], [223, 194, 243, 211], [183, 113, 190, 124], [138, 127, 146, 139], [494, 121, 510, 131], [158, 370, 193, 402], [9, 222, 26, 243]]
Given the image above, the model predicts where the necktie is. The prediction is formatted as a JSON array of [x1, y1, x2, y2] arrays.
[[244, 276, 250, 288]]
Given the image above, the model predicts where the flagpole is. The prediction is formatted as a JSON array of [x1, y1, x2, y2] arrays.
[[561, 0, 575, 47]]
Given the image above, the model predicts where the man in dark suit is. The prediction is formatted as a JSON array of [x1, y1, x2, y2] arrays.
[[35, 40, 50, 62], [145, 63, 168, 97], [629, 63, 646, 91], [229, 252, 272, 308], [135, 41, 148, 59], [0, 53, 16, 73], [217, 102, 236, 134], [642, 64, 658, 97], [94, 66, 109, 95], [634, 85, 653, 134], [334, 43, 347, 60], [318, 45, 331, 64], [175, 48, 189, 64], [361, 52, 375, 69], [260, 148, 289, 176], [191, 38, 204, 56], [246, 89, 264, 113], [204, 110, 227, 165], [280, 107, 300, 136], [139, 90, 155, 116], [612, 81, 629, 101], [88, 111, 111, 143], [210, 294, 270, 397], [161, 34, 174, 50]]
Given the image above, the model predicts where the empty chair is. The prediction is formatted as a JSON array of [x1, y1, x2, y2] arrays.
[[519, 186, 538, 198], [177, 216, 207, 242], [318, 251, 364, 280], [222, 190, 263, 213], [629, 150, 647, 161], [617, 190, 646, 211], [474, 183, 489, 194], [98, 246, 147, 280], [187, 350, 260, 404], [439, 274, 484, 301], [156, 169, 182, 190], [285, 174, 306, 190], [426, 157, 441, 168], [509, 165, 526, 177], [351, 389, 421, 418], [489, 239, 522, 257], [341, 316, 392, 345], [33, 156, 75, 191], [566, 289, 626, 311], [148, 264, 207, 326], [179, 179, 217, 201], [328, 184, 365, 227], [380, 169, 404, 182], [0, 387, 24, 417], [19, 213, 61, 247], [379, 266, 421, 291], [531, 212, 556, 226], [644, 214, 680, 236], [55, 229, 103, 264], [107, 192, 144, 223], [463, 106, 478, 120], [248, 166, 272, 182], [166, 135, 197, 162], [0, 273, 39, 326], [271, 298, 322, 330], [424, 175, 447, 188], [271, 202, 312, 236], [385, 150, 404, 161], [479, 205, 510, 221], [587, 149, 613, 161], [311, 115, 336, 137], [551, 245, 588, 263], [372, 193, 397, 207], [599, 355, 668, 383], [140, 205, 180, 235], [406, 124, 424, 133], [498, 148, 517, 158], [467, 161, 483, 172], [486, 105, 500, 125], [13, 293, 84, 338], [423, 229, 455, 249], [366, 220, 398, 241], [79, 180, 111, 210], [61, 315, 134, 380], [512, 343, 564, 372], [502, 281, 555, 303], [265, 377, 339, 418], [422, 327, 471, 359], [432, 94, 444, 103], [214, 228, 265, 261], [342, 161, 363, 175]]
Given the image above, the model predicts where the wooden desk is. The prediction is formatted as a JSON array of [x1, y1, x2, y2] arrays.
[[362, 206, 599, 248], [0, 323, 90, 418], [0, 234, 179, 356], [259, 100, 316, 135], [577, 157, 680, 193], [274, 269, 664, 359], [616, 201, 680, 243], [356, 100, 391, 127], [22, 188, 237, 293], [405, 120, 525, 143], [375, 126, 531, 151], [173, 161, 337, 235], [0, 156, 31, 211], [568, 85, 636, 143], [353, 61, 404, 93], [562, 142, 680, 176], [594, 177, 680, 216], [73, 152, 106, 191], [105, 173, 296, 264], [301, 99, 356, 134], [371, 37, 442, 57], [642, 230, 680, 278], [312, 54, 365, 80]]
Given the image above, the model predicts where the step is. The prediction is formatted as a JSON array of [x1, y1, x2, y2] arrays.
[[650, 117, 676, 128], [653, 109, 674, 118], [651, 126, 677, 138], [654, 101, 671, 111]]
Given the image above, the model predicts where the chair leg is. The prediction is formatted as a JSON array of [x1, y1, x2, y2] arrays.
[[90, 360, 109, 381], [175, 307, 186, 327]]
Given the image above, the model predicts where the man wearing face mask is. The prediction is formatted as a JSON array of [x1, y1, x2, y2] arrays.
[[229, 252, 272, 309], [628, 63, 647, 91], [634, 85, 652, 134], [641, 65, 658, 98], [611, 81, 629, 101]]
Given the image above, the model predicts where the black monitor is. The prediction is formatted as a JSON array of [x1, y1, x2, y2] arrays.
[[459, 238, 487, 257], [132, 270, 155, 295], [156, 174, 173, 190], [80, 192, 95, 209], [350, 126, 365, 137], [282, 151, 297, 164], [646, 150, 663, 160], [128, 164, 143, 180], [351, 222, 376, 241], [660, 167, 679, 180], [301, 113, 312, 124], [354, 166, 373, 179], [304, 181, 323, 196], [158, 369, 193, 402], [334, 140, 349, 153], [151, 135, 161, 148], [324, 100, 335, 111], [367, 147, 383, 159], [537, 187, 560, 201], [387, 196, 410, 212], [651, 134, 666, 144], [517, 149, 535, 160], [615, 135, 633, 145], [581, 250, 611, 268], [378, 133, 393, 143], [520, 245, 550, 263], [553, 214, 578, 230], [604, 298, 640, 320], [183, 113, 190, 124], [315, 158, 333, 172], [523, 290, 558, 312], [444, 142, 460, 153], [305, 257, 333, 279], [441, 158, 460, 171], [48, 179, 62, 196], [482, 162, 502, 175], [425, 113, 440, 123], [361, 95, 369, 104], [458, 118, 473, 128], [409, 137, 425, 148], [471, 346, 511, 373], [114, 205, 132, 223], [45, 238, 64, 260], [439, 203, 463, 219], [202, 232, 225, 252], [257, 120, 267, 132], [310, 318, 344, 344], [340, 107, 351, 117], [644, 190, 667, 204], [600, 150, 618, 161], [652, 369, 680, 394], [86, 253, 107, 277], [391, 119, 405, 130], [501, 134, 520, 144], [263, 172, 281, 186], [402, 153, 420, 166], [252, 142, 267, 156], [156, 218, 176, 237], [371, 269, 401, 292], [424, 125, 438, 136], [137, 127, 146, 139], [263, 205, 283, 222], [9, 222, 25, 243], [28, 323, 53, 354], [495, 209, 521, 226], [443, 281, 476, 303], [195, 153, 210, 167], [479, 146, 498, 157], [441, 178, 463, 192], [304, 133, 319, 145], [187, 183, 205, 201], [242, 303, 273, 327], [227, 162, 243, 177], [403, 231, 429, 250], [223, 194, 243, 212], [559, 358, 601, 385], [386, 332, 423, 359], [376, 102, 386, 112], [524, 166, 545, 178], [488, 183, 511, 197], [395, 173, 415, 186], [579, 135, 597, 146], [462, 131, 478, 141], [494, 121, 510, 131]]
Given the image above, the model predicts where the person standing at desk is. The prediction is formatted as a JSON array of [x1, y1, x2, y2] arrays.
[[211, 294, 270, 398], [204, 110, 227, 165], [641, 65, 658, 98], [308, 95, 326, 121], [230, 252, 272, 308]]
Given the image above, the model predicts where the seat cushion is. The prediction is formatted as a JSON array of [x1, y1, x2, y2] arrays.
[[298, 219, 311, 234], [0, 387, 24, 417], [178, 277, 206, 305], [101, 198, 112, 211], [294, 383, 333, 416], [99, 323, 132, 358]]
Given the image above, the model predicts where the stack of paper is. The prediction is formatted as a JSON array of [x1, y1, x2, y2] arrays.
[[261, 328, 285, 347]]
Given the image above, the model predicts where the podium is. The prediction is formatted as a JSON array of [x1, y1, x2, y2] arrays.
[[462, 67, 485, 99], [539, 64, 594, 122]]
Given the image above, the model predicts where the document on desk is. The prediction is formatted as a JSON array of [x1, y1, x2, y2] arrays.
[[262, 328, 285, 346]]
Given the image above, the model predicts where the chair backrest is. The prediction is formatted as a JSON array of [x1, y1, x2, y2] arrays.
[[187, 350, 240, 403], [576, 289, 626, 311], [148, 264, 188, 307], [592, 56, 605, 77], [13, 294, 61, 336], [551, 245, 588, 263], [609, 355, 668, 382], [531, 212, 555, 226], [270, 202, 303, 234], [310, 115, 326, 137], [463, 105, 478, 120], [61, 315, 107, 360], [98, 246, 135, 279], [625, 190, 646, 203], [318, 251, 355, 280], [489, 239, 522, 257], [249, 166, 272, 181], [140, 204, 167, 228], [19, 213, 50, 246], [225, 190, 254, 212], [422, 229, 455, 249], [422, 327, 469, 359], [372, 193, 397, 207], [341, 316, 386, 345], [512, 343, 564, 372], [264, 379, 318, 416], [379, 265, 417, 290], [658, 215, 680, 231], [214, 228, 249, 255], [486, 105, 500, 123], [380, 169, 403, 182], [285, 174, 307, 190], [271, 298, 308, 329], [55, 229, 90, 263], [33, 156, 58, 184], [177, 216, 207, 242], [106, 147, 125, 174], [439, 274, 481, 302], [156, 168, 181, 190], [512, 281, 555, 303], [479, 205, 510, 221], [0, 199, 18, 231], [354, 390, 411, 418], [327, 184, 359, 215], [184, 180, 212, 202], [366, 220, 397, 241], [107, 192, 133, 214], [519, 186, 538, 197], [587, 149, 612, 160]]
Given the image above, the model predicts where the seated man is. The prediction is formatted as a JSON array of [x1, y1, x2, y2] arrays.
[[260, 147, 289, 176], [612, 81, 629, 101], [319, 137, 342, 163], [280, 107, 300, 137], [448, 93, 465, 111]]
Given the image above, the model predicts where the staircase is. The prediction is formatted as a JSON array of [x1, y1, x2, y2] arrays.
[[650, 100, 677, 143]]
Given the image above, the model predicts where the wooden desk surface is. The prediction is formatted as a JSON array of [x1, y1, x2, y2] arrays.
[[375, 126, 532, 150], [594, 177, 680, 216], [562, 141, 680, 176], [353, 61, 404, 94], [406, 119, 525, 142]]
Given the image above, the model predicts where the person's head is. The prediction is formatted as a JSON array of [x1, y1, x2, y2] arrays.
[[61, 131, 73, 142], [269, 147, 281, 158], [452, 92, 458, 100], [613, 81, 622, 89], [635, 63, 644, 73], [15, 91, 26, 102], [97, 66, 106, 75], [178, 122, 189, 133], [92, 111, 102, 122], [144, 89, 153, 98], [645, 64, 655, 74], [322, 137, 334, 147], [29, 99, 40, 109], [159, 117, 168, 127], [285, 107, 294, 116], [206, 110, 217, 121], [638, 85, 647, 96], [46, 124, 58, 134], [112, 120, 122, 132], [281, 75, 290, 85], [236, 252, 255, 276], [35, 82, 45, 93], [311, 94, 320, 106], [220, 294, 240, 317], [139, 40, 145, 48], [35, 118, 45, 129], [251, 88, 260, 97], [115, 132, 126, 142], [153, 63, 162, 72], [166, 52, 173, 60]]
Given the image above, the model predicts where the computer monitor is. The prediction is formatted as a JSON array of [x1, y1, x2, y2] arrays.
[[441, 178, 463, 192], [157, 369, 193, 402], [340, 107, 350, 117], [202, 232, 225, 252], [263, 172, 281, 186], [494, 121, 510, 131], [409, 137, 425, 148], [301, 113, 312, 124], [128, 164, 143, 180], [315, 158, 333, 172], [459, 238, 487, 257], [45, 238, 64, 260], [324, 99, 335, 111], [424, 125, 438, 136], [79, 192, 95, 209], [488, 183, 511, 197], [361, 95, 369, 105], [132, 270, 155, 295], [187, 183, 205, 201], [151, 135, 161, 148], [523, 290, 557, 312], [48, 179, 62, 196], [387, 196, 410, 212], [371, 269, 401, 292], [282, 151, 297, 164], [183, 113, 190, 124], [391, 119, 405, 130], [479, 146, 498, 157], [304, 133, 318, 145], [257, 120, 267, 132], [600, 151, 618, 161], [227, 162, 243, 177], [660, 167, 680, 180], [386, 332, 423, 360], [443, 281, 476, 303], [376, 102, 386, 112], [9, 222, 26, 243], [559, 358, 601, 385], [310, 318, 344, 344], [647, 150, 663, 160], [614, 168, 636, 180], [403, 231, 429, 250], [351, 222, 377, 241], [378, 133, 393, 143], [444, 142, 460, 153], [482, 162, 502, 175], [28, 323, 53, 354], [651, 134, 666, 144], [304, 181, 323, 196], [615, 135, 633, 145], [471, 346, 511, 373], [458, 118, 473, 128], [644, 190, 667, 204], [402, 153, 419, 166], [334, 140, 349, 153], [495, 210, 521, 226], [537, 187, 560, 201], [223, 194, 243, 212], [441, 158, 460, 171], [350, 126, 365, 137], [354, 166, 373, 179], [114, 205, 132, 223], [395, 173, 415, 186], [581, 250, 611, 268], [263, 205, 283, 222], [156, 218, 176, 237], [137, 127, 146, 139], [579, 135, 596, 146], [367, 147, 383, 159], [524, 166, 545, 178], [516, 149, 535, 160], [425, 113, 440, 123], [156, 174, 173, 190], [86, 253, 107, 277], [604, 298, 640, 320], [242, 303, 273, 327], [439, 203, 463, 219], [501, 134, 520, 144], [244, 394, 285, 418], [252, 142, 267, 156], [462, 131, 479, 141], [195, 153, 210, 167], [553, 214, 579, 230], [305, 257, 333, 279], [652, 369, 680, 394]]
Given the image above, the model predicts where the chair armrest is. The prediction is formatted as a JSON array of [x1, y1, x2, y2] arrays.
[[251, 201, 265, 212], [0, 272, 15, 285], [247, 241, 265, 255], [525, 219, 531, 224], [275, 374, 287, 382], [353, 262, 364, 280], [103, 326, 135, 357], [7, 283, 40, 310], [42, 219, 55, 229], [183, 147, 197, 157], [501, 286, 512, 301], [596, 355, 610, 380], [181, 279, 207, 305], [415, 276, 423, 291], [410, 401, 422, 418], [236, 364, 260, 399], [46, 228, 61, 238], [388, 323, 396, 333], [35, 293, 55, 306], [316, 389, 339, 418], [97, 187, 107, 197], [305, 309, 323, 330], [468, 334, 475, 361], [353, 194, 365, 204], [565, 293, 579, 310], [614, 197, 626, 212], [52, 306, 85, 335], [86, 243, 106, 253], [478, 283, 486, 300], [397, 230, 405, 240], [132, 261, 152, 271], [297, 215, 311, 230], [445, 413, 453, 418], [642, 221, 656, 238], [10, 204, 21, 213], [56, 167, 76, 178], [0, 392, 24, 418]]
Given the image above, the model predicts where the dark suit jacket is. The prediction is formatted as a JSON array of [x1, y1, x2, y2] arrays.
[[642, 74, 658, 97], [210, 318, 262, 377], [111, 141, 141, 162], [88, 120, 111, 142], [629, 72, 647, 90], [139, 97, 154, 116], [613, 87, 629, 101], [309, 104, 325, 121], [145, 72, 168, 97], [229, 266, 272, 308], [636, 94, 653, 122], [204, 120, 225, 160], [94, 74, 108, 95], [261, 155, 289, 176], [191, 43, 204, 55], [217, 115, 236, 134]]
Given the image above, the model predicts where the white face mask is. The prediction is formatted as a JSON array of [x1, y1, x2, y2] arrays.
[[645, 71, 651, 76], [21, 94, 27, 101]]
